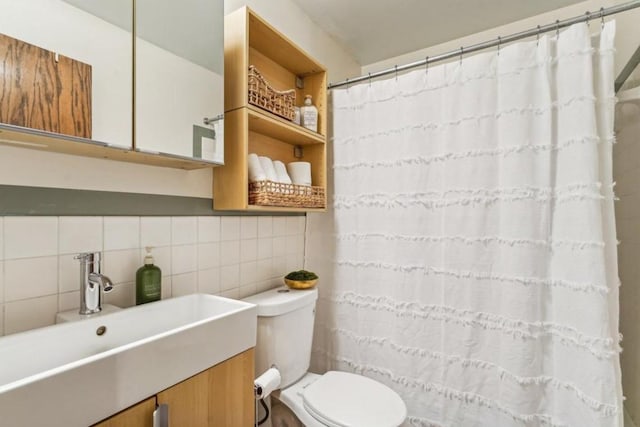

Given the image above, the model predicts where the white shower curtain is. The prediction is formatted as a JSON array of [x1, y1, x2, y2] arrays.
[[309, 22, 622, 426]]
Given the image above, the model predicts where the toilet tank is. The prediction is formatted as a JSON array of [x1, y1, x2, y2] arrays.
[[243, 287, 318, 389]]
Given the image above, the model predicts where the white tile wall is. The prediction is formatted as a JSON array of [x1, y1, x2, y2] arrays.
[[140, 217, 171, 248], [105, 282, 135, 308], [5, 257, 58, 301], [197, 243, 220, 270], [258, 217, 272, 238], [0, 215, 305, 336], [103, 249, 141, 284], [59, 217, 103, 254], [220, 264, 240, 291], [172, 244, 198, 275], [172, 272, 198, 297], [197, 217, 220, 243], [221, 217, 240, 241], [5, 295, 58, 335], [4, 217, 58, 259], [58, 254, 80, 293], [171, 217, 197, 245], [197, 267, 220, 294], [104, 217, 139, 251], [240, 217, 257, 240], [220, 240, 240, 266]]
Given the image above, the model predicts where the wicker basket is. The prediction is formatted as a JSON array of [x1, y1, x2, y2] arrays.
[[248, 65, 296, 121], [249, 181, 325, 209]]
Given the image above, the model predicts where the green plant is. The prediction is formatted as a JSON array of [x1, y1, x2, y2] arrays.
[[285, 270, 318, 281]]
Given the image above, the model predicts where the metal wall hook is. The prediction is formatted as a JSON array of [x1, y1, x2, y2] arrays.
[[203, 114, 223, 126], [600, 7, 605, 28]]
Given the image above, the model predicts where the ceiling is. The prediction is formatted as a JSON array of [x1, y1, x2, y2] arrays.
[[291, 0, 586, 66]]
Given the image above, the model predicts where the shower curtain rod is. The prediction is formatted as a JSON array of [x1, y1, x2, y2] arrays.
[[328, 0, 640, 89]]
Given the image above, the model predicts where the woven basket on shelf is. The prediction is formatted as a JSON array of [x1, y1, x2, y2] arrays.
[[249, 181, 325, 209], [248, 65, 296, 121]]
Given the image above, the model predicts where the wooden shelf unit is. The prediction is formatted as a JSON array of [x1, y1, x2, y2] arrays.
[[215, 6, 327, 211], [0, 124, 218, 170]]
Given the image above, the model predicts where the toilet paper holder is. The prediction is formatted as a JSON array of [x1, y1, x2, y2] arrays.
[[254, 365, 281, 400]]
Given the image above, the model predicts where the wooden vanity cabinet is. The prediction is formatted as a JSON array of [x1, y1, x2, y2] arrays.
[[93, 397, 155, 427], [93, 348, 255, 427]]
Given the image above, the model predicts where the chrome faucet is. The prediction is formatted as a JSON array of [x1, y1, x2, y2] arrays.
[[75, 252, 114, 315]]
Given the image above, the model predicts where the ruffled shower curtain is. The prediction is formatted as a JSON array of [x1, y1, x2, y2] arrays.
[[309, 22, 622, 426]]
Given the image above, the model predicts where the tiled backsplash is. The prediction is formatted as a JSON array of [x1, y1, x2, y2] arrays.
[[0, 215, 306, 336]]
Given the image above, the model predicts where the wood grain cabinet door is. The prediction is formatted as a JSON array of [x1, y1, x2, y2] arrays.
[[0, 33, 92, 138], [92, 397, 156, 427], [157, 348, 255, 427], [206, 348, 255, 426]]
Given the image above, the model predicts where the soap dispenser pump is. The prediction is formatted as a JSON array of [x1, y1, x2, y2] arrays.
[[136, 246, 161, 305]]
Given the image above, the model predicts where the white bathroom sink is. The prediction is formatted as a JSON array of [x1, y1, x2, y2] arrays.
[[0, 294, 257, 426]]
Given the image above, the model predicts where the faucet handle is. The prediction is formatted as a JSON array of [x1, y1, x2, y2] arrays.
[[75, 252, 101, 263]]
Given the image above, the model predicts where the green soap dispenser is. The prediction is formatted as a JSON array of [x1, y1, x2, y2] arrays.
[[136, 246, 161, 305]]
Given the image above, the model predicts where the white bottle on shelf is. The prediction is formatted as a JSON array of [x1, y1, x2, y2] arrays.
[[300, 95, 318, 132]]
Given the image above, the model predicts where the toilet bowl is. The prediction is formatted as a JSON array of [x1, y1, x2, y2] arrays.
[[243, 287, 407, 427]]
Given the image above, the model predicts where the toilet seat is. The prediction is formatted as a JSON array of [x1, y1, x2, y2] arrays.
[[301, 371, 406, 427]]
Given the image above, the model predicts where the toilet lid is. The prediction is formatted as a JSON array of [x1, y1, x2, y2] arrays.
[[302, 371, 407, 427]]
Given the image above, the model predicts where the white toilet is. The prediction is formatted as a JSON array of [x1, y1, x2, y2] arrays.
[[243, 286, 407, 427]]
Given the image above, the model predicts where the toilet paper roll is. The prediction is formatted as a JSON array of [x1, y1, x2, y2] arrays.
[[273, 160, 292, 184], [255, 367, 281, 400], [287, 162, 312, 186], [259, 156, 278, 182], [248, 153, 267, 182]]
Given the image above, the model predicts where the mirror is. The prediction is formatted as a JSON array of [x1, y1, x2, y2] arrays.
[[135, 0, 224, 163], [0, 0, 133, 148]]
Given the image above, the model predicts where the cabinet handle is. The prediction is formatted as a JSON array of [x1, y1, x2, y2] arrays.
[[153, 404, 169, 427]]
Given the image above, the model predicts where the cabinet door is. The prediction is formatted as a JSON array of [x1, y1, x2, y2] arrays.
[[157, 365, 210, 425], [92, 397, 156, 427], [207, 347, 255, 426], [135, 0, 224, 163], [157, 348, 255, 427], [0, 0, 133, 147]]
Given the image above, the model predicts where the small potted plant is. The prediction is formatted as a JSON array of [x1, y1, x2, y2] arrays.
[[284, 270, 318, 289]]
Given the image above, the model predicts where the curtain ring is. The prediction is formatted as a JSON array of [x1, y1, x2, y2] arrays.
[[395, 65, 398, 81], [459, 47, 463, 65], [600, 7, 605, 28], [536, 25, 541, 46], [425, 56, 429, 74], [345, 78, 349, 91], [555, 20, 560, 38], [368, 72, 372, 87], [585, 11, 591, 27], [497, 36, 501, 56]]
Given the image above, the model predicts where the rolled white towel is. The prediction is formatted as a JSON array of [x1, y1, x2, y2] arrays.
[[259, 156, 278, 182], [273, 160, 292, 184], [248, 153, 266, 182], [287, 161, 312, 186]]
